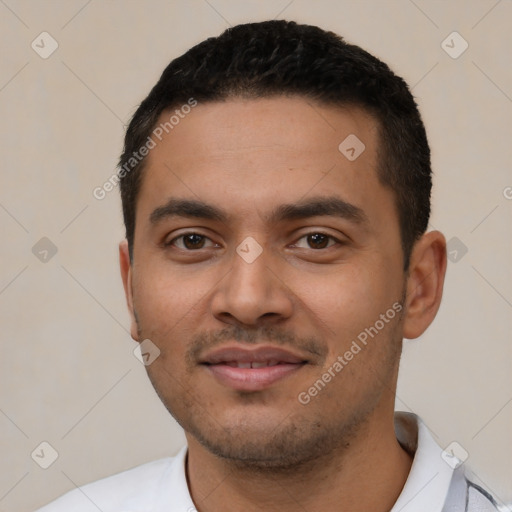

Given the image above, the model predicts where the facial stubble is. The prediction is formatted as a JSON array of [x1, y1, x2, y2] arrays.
[[134, 296, 406, 475]]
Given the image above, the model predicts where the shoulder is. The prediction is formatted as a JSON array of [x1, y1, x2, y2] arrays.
[[465, 478, 503, 512], [34, 454, 181, 511], [444, 463, 503, 512]]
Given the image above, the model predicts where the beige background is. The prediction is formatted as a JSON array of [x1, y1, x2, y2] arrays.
[[1, 1, 511, 510]]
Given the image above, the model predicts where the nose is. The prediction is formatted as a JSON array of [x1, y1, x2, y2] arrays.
[[210, 240, 294, 327]]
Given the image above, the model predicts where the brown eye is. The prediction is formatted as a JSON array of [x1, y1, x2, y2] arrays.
[[307, 233, 330, 249], [167, 233, 216, 250], [293, 232, 339, 250]]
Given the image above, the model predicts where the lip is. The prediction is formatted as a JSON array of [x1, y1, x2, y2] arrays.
[[200, 345, 308, 392]]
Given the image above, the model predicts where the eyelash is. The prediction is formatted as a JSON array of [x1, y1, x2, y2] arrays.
[[165, 231, 342, 251]]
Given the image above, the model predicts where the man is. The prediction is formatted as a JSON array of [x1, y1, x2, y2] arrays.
[[37, 20, 500, 512]]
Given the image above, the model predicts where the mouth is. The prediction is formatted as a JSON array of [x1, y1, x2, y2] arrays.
[[200, 346, 309, 391], [221, 360, 289, 368]]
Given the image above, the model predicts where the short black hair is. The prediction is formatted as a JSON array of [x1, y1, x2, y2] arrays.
[[119, 20, 432, 269]]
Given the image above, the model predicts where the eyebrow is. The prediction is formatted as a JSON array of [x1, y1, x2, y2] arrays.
[[149, 195, 368, 226]]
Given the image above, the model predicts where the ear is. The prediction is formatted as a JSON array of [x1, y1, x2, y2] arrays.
[[402, 231, 447, 339], [119, 240, 140, 342]]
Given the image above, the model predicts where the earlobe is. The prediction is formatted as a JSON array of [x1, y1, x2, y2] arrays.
[[119, 240, 140, 342], [402, 231, 447, 339]]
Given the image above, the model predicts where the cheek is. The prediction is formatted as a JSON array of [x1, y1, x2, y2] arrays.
[[294, 264, 395, 348], [302, 264, 387, 317], [132, 262, 210, 337]]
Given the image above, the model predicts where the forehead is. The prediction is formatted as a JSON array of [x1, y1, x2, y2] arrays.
[[136, 96, 394, 230], [149, 96, 379, 165]]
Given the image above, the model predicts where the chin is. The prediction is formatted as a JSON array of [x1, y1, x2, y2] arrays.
[[181, 405, 362, 474]]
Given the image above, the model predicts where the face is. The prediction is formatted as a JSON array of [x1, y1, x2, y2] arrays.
[[121, 97, 412, 469]]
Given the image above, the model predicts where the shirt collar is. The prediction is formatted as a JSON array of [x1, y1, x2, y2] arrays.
[[391, 411, 455, 512], [172, 412, 455, 512]]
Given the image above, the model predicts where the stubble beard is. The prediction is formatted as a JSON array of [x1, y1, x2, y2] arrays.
[[145, 331, 403, 476], [137, 293, 406, 475]]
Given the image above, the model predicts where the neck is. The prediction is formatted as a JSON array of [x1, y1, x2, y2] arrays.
[[185, 407, 413, 512]]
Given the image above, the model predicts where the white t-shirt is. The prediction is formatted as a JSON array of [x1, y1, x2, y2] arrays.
[[35, 412, 500, 511]]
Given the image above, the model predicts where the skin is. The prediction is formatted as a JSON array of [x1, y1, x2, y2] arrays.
[[119, 97, 447, 512]]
